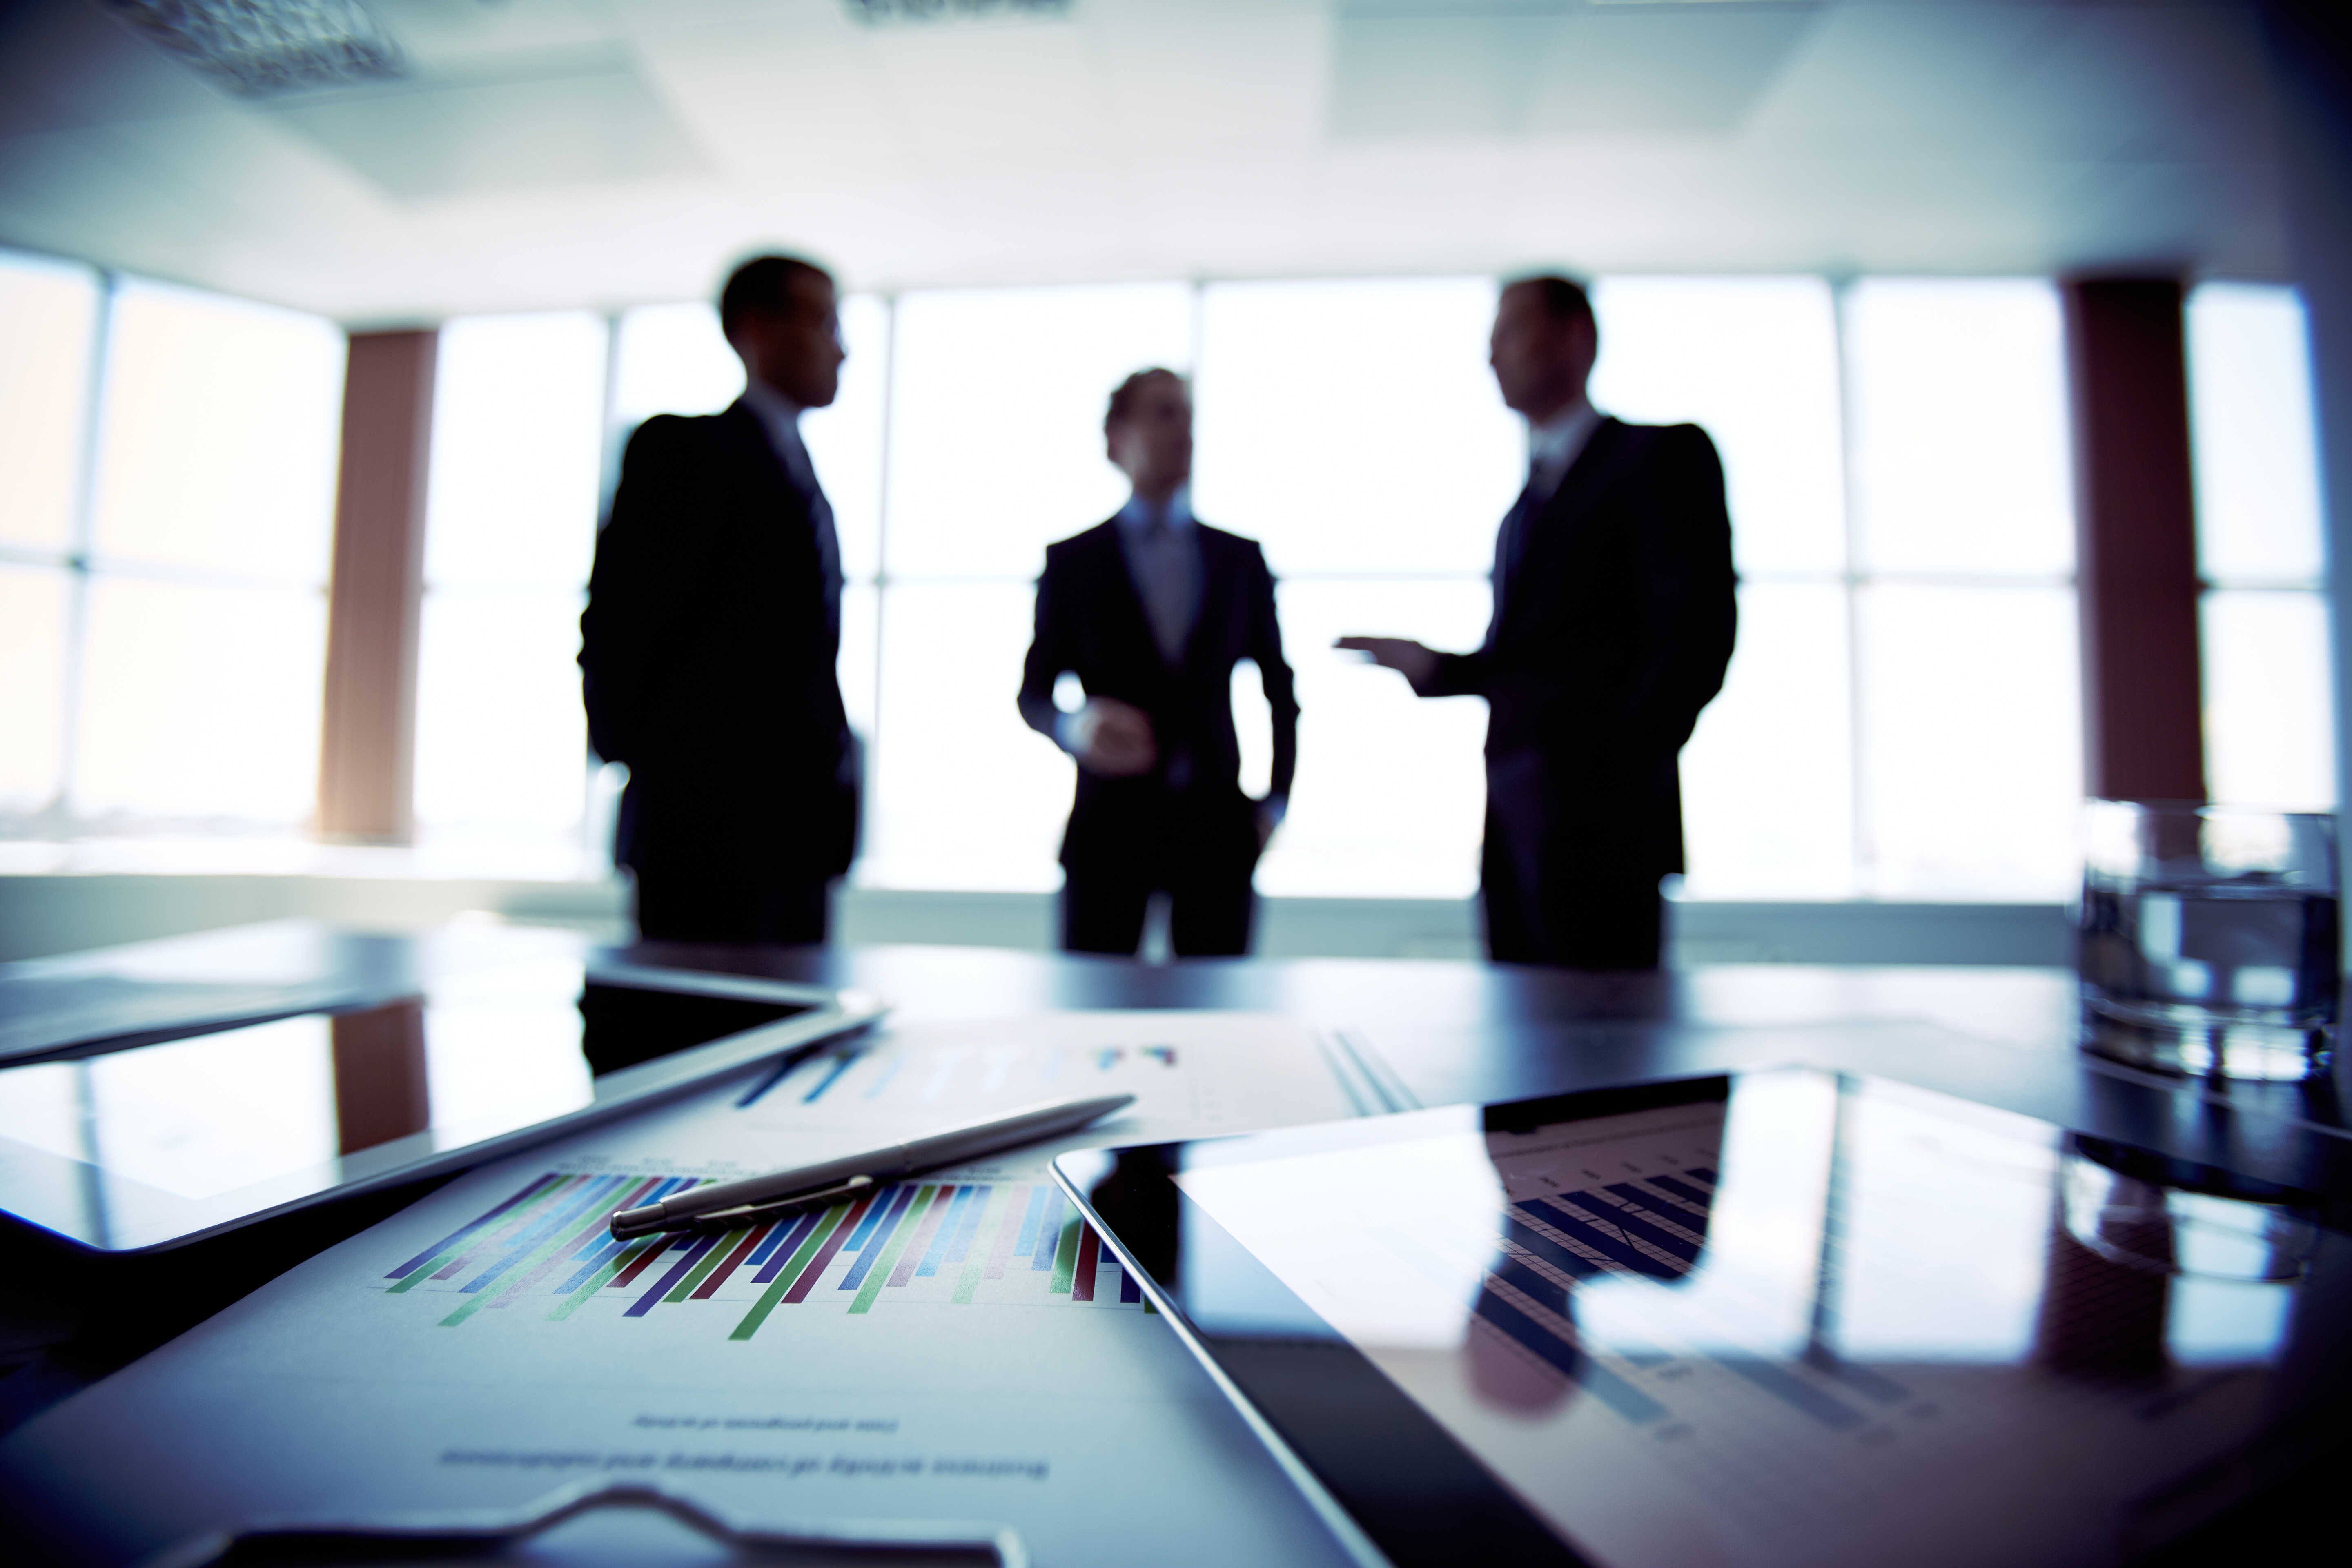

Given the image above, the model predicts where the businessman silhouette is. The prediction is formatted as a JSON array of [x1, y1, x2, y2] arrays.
[[1343, 276, 1735, 970], [1020, 369, 1298, 957], [580, 254, 857, 945]]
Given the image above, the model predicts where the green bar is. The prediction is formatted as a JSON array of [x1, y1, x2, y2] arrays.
[[438, 1195, 628, 1327], [950, 1186, 1010, 1305], [728, 1204, 851, 1342], [664, 1227, 751, 1303], [387, 1176, 584, 1295], [848, 1186, 938, 1315], [548, 1239, 659, 1320], [1049, 1214, 1082, 1295]]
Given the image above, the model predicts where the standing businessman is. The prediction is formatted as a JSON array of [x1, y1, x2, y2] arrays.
[[1341, 276, 1735, 970], [1020, 369, 1298, 957], [580, 254, 856, 944]]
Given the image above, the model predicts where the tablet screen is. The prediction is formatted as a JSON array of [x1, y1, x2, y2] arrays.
[[1088, 1070, 2338, 1568], [0, 962, 826, 1248]]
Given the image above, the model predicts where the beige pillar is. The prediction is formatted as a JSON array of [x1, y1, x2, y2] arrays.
[[318, 330, 436, 843]]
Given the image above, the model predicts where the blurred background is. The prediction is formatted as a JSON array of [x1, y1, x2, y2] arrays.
[[0, 0, 2338, 963]]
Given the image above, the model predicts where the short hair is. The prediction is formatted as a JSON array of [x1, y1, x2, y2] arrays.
[[1503, 273, 1596, 335], [1105, 367, 1188, 437], [719, 254, 833, 340]]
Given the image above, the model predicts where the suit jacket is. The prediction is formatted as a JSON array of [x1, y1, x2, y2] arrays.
[[1428, 418, 1736, 878], [579, 400, 855, 881], [1019, 519, 1299, 872]]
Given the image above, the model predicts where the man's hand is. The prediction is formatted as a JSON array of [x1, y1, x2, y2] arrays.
[[1336, 636, 1441, 693], [1068, 697, 1158, 777]]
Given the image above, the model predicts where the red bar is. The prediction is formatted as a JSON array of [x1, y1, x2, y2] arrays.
[[1072, 1226, 1100, 1302], [610, 1234, 680, 1289], [782, 1196, 876, 1304], [690, 1222, 775, 1300]]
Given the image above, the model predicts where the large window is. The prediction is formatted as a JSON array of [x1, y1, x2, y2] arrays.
[[7, 253, 2329, 911], [0, 251, 343, 839], [2188, 283, 2335, 811]]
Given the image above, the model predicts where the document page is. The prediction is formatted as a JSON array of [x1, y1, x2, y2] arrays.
[[1, 1014, 1361, 1568]]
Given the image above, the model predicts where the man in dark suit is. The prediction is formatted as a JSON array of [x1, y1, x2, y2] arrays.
[[1019, 368, 1299, 957], [1341, 275, 1735, 970], [579, 254, 856, 944]]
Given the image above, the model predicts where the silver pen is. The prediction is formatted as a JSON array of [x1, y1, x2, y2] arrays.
[[608, 1091, 1137, 1240]]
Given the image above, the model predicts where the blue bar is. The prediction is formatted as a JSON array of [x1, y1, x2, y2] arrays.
[[1030, 1189, 1066, 1270], [942, 1183, 992, 1265], [915, 1186, 975, 1277], [549, 1178, 695, 1293], [1011, 1186, 1049, 1258], [838, 1187, 920, 1290], [1492, 1256, 1572, 1317], [387, 1173, 563, 1279], [1473, 1289, 1665, 1424], [458, 1176, 632, 1293], [625, 1230, 722, 1317], [1119, 1269, 1141, 1303], [843, 1184, 912, 1251], [799, 1051, 860, 1105], [1519, 1203, 1681, 1279], [1502, 1214, 1605, 1281], [749, 1210, 827, 1283], [1606, 1181, 1706, 1227], [1554, 1197, 1701, 1266], [746, 1207, 814, 1268], [1648, 1175, 1713, 1207], [1714, 1358, 1864, 1430]]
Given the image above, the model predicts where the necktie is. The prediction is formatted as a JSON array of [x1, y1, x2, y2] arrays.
[[777, 432, 843, 644], [1134, 514, 1196, 666], [1481, 462, 1545, 650]]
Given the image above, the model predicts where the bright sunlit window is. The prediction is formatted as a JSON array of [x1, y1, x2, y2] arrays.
[[2189, 283, 2335, 811], [0, 253, 343, 836]]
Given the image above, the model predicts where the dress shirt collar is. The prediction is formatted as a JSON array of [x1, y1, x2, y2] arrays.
[[741, 378, 811, 479], [1116, 484, 1195, 539], [1527, 396, 1603, 494]]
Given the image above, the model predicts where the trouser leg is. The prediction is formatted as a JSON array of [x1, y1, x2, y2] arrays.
[[1061, 868, 1152, 956]]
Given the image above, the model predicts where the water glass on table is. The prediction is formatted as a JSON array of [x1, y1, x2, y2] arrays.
[[2076, 801, 2339, 1082]]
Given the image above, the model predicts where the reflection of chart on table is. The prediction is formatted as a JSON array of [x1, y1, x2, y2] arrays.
[[382, 1171, 1142, 1338]]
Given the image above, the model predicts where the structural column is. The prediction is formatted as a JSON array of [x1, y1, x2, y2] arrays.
[[2062, 277, 2207, 804], [318, 330, 436, 843]]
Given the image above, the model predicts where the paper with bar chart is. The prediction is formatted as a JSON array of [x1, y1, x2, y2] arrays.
[[1, 1014, 1361, 1568]]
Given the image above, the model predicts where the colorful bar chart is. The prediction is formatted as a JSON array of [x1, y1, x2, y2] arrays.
[[383, 1172, 1145, 1337]]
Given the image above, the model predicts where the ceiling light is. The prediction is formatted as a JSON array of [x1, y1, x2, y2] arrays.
[[106, 0, 405, 98], [843, 0, 1073, 25]]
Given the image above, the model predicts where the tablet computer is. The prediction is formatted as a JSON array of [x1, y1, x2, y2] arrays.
[[0, 956, 882, 1253], [1054, 1068, 2345, 1568]]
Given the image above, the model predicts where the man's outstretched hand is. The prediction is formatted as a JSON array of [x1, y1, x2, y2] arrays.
[[1336, 636, 1440, 693], [1068, 697, 1159, 777]]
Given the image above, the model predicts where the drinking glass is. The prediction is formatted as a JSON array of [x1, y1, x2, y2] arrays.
[[2076, 801, 2339, 1081]]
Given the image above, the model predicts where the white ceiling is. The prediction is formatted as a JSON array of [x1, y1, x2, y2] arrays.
[[0, 0, 2294, 326]]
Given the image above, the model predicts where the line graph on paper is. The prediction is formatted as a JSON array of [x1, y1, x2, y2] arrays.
[[382, 1172, 1143, 1338]]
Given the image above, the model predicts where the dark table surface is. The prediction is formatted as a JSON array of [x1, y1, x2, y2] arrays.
[[2, 919, 2347, 1557]]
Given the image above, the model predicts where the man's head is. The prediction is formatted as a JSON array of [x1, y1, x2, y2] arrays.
[[1489, 274, 1597, 423], [1104, 368, 1192, 501], [720, 254, 844, 408]]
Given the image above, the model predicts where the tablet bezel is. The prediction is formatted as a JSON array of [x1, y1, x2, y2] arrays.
[[0, 959, 885, 1254]]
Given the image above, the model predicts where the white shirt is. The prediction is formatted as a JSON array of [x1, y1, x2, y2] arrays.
[[742, 378, 818, 492], [1526, 396, 1604, 501], [1114, 483, 1201, 667]]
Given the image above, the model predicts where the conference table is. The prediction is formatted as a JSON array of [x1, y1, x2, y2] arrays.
[[0, 918, 2345, 1559]]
